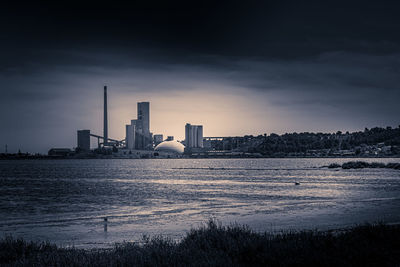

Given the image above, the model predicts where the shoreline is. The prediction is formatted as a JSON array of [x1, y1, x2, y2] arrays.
[[1, 155, 400, 160]]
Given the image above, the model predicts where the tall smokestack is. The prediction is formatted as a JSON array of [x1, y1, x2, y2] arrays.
[[103, 85, 108, 145]]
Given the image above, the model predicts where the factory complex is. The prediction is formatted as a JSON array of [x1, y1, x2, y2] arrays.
[[46, 86, 266, 159], [72, 86, 204, 158]]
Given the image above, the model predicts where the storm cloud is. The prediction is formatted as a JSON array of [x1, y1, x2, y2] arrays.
[[1, 1, 399, 153]]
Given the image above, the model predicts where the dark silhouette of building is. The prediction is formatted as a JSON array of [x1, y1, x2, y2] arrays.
[[138, 102, 150, 135], [125, 102, 152, 150], [126, 124, 135, 149], [77, 130, 91, 152]]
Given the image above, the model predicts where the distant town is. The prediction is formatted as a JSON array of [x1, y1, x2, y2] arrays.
[[1, 86, 399, 159]]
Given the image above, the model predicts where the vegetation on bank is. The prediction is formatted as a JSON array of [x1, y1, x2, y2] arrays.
[[328, 161, 400, 170], [251, 126, 400, 157], [1, 222, 400, 266]]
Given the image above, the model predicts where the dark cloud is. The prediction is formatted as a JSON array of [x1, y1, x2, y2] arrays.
[[2, 0, 400, 75], [2, 1, 400, 59], [1, 1, 399, 152]]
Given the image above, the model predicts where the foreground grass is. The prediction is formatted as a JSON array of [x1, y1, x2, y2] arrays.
[[1, 222, 400, 266]]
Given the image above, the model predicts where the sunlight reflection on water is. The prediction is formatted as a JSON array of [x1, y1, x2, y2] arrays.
[[0, 158, 399, 248]]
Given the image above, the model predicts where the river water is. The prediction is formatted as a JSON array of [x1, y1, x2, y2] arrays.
[[0, 158, 399, 248]]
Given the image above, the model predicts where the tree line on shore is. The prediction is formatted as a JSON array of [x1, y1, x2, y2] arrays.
[[250, 125, 400, 156]]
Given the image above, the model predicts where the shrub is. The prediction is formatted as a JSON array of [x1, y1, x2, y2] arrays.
[[1, 222, 400, 266], [328, 163, 341, 168]]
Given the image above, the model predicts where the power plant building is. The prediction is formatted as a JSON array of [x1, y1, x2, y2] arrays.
[[125, 102, 152, 150], [185, 123, 203, 148], [138, 102, 150, 135], [77, 130, 90, 151], [154, 140, 185, 154], [131, 119, 142, 134], [154, 134, 163, 146], [125, 124, 135, 149]]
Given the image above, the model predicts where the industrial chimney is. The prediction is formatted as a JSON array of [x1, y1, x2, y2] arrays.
[[103, 85, 108, 145]]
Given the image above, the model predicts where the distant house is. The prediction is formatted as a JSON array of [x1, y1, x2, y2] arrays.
[[48, 148, 72, 157]]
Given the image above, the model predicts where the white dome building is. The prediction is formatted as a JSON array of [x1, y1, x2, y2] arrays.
[[154, 140, 185, 154]]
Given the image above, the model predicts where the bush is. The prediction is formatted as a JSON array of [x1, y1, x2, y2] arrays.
[[328, 163, 341, 168], [342, 161, 370, 169], [1, 222, 400, 266], [338, 161, 400, 170], [369, 162, 386, 168]]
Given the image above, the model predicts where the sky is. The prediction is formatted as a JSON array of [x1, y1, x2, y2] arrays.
[[1, 1, 400, 153]]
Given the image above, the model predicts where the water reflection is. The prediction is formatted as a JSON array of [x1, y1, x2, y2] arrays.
[[0, 158, 399, 248]]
